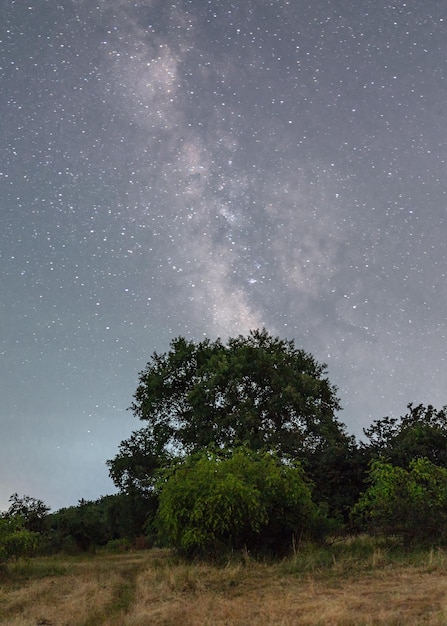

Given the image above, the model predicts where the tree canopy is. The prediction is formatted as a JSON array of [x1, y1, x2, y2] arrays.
[[4, 493, 50, 534], [108, 329, 346, 493], [362, 403, 447, 468]]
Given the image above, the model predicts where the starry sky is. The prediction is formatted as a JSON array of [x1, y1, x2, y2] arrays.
[[1, 0, 446, 512]]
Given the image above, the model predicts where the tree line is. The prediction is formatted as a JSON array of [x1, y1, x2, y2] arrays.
[[3, 329, 447, 561]]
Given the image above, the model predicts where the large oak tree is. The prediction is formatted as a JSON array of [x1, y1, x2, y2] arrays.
[[108, 329, 347, 496]]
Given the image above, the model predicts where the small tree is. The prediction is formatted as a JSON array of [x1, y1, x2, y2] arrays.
[[155, 447, 327, 557], [352, 457, 447, 546], [5, 493, 50, 533]]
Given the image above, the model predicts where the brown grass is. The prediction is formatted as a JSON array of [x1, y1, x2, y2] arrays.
[[1, 542, 447, 625]]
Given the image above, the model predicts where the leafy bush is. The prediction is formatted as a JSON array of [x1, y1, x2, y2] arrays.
[[155, 447, 329, 557], [0, 517, 40, 564], [352, 457, 447, 546], [103, 538, 132, 553]]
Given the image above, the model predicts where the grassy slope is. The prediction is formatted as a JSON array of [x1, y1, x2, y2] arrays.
[[1, 539, 447, 625]]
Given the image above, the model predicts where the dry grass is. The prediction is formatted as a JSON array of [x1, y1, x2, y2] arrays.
[[2, 541, 447, 625], [0, 553, 145, 626]]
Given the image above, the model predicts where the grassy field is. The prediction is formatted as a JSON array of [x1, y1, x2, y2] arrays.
[[2, 538, 447, 625]]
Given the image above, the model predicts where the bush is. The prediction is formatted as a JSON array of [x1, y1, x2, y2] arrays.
[[155, 447, 329, 557], [0, 517, 40, 564], [352, 457, 447, 546], [103, 538, 132, 553]]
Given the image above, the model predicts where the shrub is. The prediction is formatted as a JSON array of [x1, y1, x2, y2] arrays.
[[352, 457, 447, 546], [104, 538, 132, 553], [0, 517, 40, 564], [155, 447, 328, 557]]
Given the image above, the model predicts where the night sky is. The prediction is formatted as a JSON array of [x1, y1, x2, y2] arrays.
[[1, 0, 446, 512]]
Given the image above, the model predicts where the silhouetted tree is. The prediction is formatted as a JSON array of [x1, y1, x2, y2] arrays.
[[4, 493, 50, 534], [108, 329, 347, 501], [362, 403, 447, 468]]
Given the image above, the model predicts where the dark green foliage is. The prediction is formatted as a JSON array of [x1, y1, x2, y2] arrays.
[[99, 491, 158, 541], [0, 516, 40, 563], [46, 499, 108, 553], [108, 329, 346, 498], [352, 457, 447, 546], [107, 427, 173, 494], [5, 493, 50, 533], [0, 494, 48, 561], [45, 492, 159, 553], [363, 403, 447, 468], [303, 435, 368, 522], [352, 402, 447, 537], [155, 447, 328, 557]]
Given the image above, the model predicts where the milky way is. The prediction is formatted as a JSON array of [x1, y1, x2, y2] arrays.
[[1, 1, 446, 510]]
